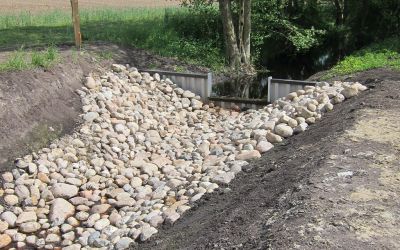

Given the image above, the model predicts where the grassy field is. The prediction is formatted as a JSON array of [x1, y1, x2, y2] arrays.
[[0, 2, 224, 72], [0, 8, 173, 48]]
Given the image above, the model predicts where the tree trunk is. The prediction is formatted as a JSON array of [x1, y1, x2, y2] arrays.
[[242, 0, 251, 65], [333, 0, 345, 26], [238, 0, 245, 63], [219, 0, 241, 69]]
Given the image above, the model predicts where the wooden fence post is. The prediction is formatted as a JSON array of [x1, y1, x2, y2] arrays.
[[70, 0, 82, 49]]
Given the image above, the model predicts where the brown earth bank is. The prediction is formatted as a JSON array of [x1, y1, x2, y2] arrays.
[[0, 51, 102, 171], [132, 68, 400, 250], [83, 43, 209, 74], [0, 43, 209, 171]]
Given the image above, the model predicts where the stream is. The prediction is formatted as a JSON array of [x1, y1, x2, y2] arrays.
[[212, 38, 345, 99]]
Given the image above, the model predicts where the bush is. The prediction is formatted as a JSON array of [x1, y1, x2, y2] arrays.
[[164, 6, 222, 41], [162, 6, 224, 70]]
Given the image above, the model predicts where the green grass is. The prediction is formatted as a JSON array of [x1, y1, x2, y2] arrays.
[[0, 46, 60, 71], [0, 49, 29, 71], [323, 37, 400, 78], [96, 51, 114, 60], [0, 8, 225, 71]]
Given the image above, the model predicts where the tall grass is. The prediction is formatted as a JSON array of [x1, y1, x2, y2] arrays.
[[0, 7, 225, 70]]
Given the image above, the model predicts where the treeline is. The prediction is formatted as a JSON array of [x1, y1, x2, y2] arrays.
[[164, 0, 400, 69]]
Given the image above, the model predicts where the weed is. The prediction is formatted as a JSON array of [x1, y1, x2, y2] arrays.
[[147, 62, 159, 70], [0, 46, 60, 72], [0, 48, 29, 71], [31, 46, 59, 68], [174, 65, 185, 72], [97, 51, 114, 60]]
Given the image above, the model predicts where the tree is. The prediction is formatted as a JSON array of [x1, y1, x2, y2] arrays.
[[219, 0, 252, 69], [182, 0, 252, 71], [331, 0, 348, 26]]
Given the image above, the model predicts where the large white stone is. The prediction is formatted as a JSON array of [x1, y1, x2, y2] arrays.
[[85, 76, 97, 89], [83, 112, 99, 122], [211, 172, 235, 185], [16, 212, 37, 225], [236, 150, 261, 161], [1, 212, 17, 228], [145, 130, 161, 144], [51, 183, 79, 199], [19, 222, 41, 233], [140, 226, 158, 241], [274, 124, 293, 138], [256, 140, 274, 153], [49, 198, 75, 226], [266, 132, 283, 143]]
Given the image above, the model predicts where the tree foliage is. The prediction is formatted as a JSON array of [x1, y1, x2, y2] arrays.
[[178, 0, 400, 70], [182, 0, 252, 70]]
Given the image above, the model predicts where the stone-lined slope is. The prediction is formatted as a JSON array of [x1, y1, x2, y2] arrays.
[[0, 64, 366, 249]]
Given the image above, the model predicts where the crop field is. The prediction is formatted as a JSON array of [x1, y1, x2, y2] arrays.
[[0, 0, 180, 14]]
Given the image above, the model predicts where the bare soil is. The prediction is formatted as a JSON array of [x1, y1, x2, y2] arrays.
[[84, 42, 209, 74], [132, 68, 400, 250], [0, 51, 100, 170], [0, 43, 209, 171], [0, 0, 180, 14]]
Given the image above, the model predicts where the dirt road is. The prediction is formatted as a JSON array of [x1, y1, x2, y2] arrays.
[[133, 68, 400, 249]]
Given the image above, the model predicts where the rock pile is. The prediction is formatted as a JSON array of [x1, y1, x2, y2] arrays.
[[0, 64, 366, 249]]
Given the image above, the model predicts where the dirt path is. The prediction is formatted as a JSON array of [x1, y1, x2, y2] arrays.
[[133, 68, 400, 249]]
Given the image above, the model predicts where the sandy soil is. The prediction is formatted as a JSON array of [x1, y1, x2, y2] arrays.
[[0, 0, 180, 14], [133, 68, 400, 249]]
